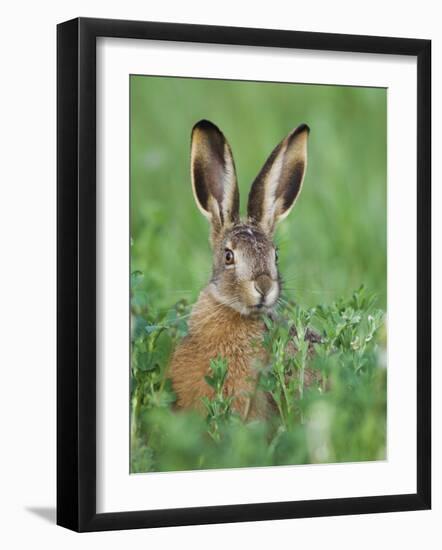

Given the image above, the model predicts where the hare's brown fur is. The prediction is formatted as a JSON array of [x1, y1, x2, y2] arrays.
[[169, 289, 269, 419], [168, 119, 309, 420]]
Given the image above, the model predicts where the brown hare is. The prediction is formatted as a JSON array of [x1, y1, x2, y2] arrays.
[[169, 119, 309, 420]]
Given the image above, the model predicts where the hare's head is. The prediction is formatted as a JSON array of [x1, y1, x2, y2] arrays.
[[191, 120, 309, 316]]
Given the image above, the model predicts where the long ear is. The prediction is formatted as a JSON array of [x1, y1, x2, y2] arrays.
[[247, 124, 309, 235], [191, 120, 240, 242]]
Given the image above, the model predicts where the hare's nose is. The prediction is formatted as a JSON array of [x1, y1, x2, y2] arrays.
[[254, 274, 272, 297]]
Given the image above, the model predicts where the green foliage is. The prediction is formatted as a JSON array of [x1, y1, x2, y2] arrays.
[[202, 356, 237, 442], [130, 281, 387, 473], [130, 269, 190, 448], [260, 305, 315, 428]]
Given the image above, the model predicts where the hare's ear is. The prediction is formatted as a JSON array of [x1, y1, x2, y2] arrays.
[[191, 120, 240, 241], [247, 124, 309, 235]]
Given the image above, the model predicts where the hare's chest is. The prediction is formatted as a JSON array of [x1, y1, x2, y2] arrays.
[[169, 316, 268, 417], [209, 328, 266, 381]]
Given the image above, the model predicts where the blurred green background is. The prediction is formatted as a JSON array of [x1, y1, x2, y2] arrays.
[[130, 76, 386, 312]]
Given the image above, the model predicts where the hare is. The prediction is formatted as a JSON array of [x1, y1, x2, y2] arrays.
[[169, 119, 309, 420]]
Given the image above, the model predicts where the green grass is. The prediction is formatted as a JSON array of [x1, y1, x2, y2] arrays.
[[130, 76, 387, 473], [130, 284, 386, 472]]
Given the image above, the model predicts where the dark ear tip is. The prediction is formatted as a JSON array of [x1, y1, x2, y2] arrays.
[[293, 123, 310, 136], [192, 119, 221, 134]]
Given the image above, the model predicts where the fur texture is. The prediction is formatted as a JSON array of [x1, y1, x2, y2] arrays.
[[169, 289, 269, 419], [169, 120, 309, 420]]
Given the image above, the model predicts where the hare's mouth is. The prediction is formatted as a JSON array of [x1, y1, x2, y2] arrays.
[[207, 282, 279, 316], [250, 280, 279, 310], [235, 303, 275, 316], [247, 292, 279, 315], [252, 301, 276, 312], [223, 299, 275, 317], [252, 297, 271, 311]]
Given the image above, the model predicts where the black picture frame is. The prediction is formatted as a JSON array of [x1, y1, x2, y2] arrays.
[[57, 17, 431, 532]]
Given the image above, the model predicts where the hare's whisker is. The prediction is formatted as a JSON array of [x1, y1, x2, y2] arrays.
[[278, 297, 291, 308], [283, 287, 336, 294]]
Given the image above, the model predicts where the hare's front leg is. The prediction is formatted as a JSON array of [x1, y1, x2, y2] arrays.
[[225, 375, 270, 421]]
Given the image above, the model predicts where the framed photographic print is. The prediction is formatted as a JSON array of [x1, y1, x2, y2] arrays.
[[57, 17, 431, 532]]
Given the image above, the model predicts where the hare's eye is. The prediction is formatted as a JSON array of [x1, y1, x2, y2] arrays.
[[224, 248, 235, 265]]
